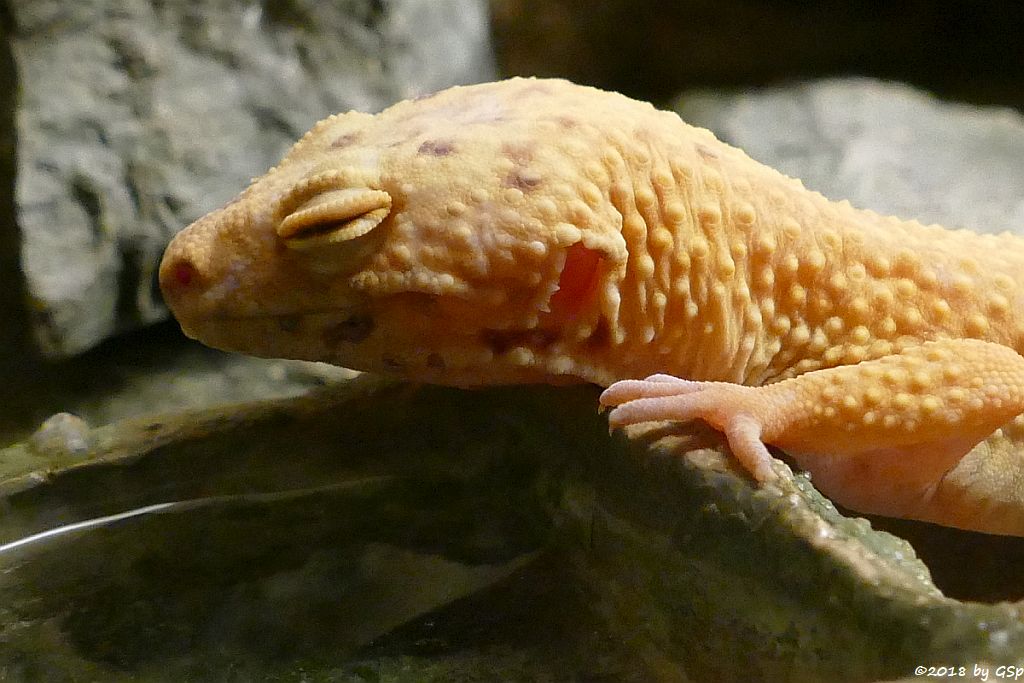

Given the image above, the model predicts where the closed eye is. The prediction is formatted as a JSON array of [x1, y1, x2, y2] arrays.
[[278, 187, 392, 249]]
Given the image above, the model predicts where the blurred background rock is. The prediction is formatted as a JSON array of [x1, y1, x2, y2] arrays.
[[2, 0, 1023, 442]]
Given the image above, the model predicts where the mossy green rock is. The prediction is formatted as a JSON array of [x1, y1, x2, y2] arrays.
[[0, 378, 1022, 681]]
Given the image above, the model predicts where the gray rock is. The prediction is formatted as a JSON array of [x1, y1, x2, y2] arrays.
[[27, 412, 91, 458], [8, 0, 494, 358], [675, 78, 1024, 236], [3, 381, 1023, 679]]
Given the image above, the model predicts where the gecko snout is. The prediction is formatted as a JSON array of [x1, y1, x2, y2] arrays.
[[158, 206, 251, 329], [158, 240, 215, 329]]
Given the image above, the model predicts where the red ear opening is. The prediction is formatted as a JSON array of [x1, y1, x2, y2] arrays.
[[549, 242, 603, 320]]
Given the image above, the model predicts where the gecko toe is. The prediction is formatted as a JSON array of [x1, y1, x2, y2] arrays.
[[642, 373, 696, 384], [600, 377, 705, 408]]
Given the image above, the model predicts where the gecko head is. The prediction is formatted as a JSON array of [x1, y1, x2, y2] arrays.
[[160, 78, 631, 386]]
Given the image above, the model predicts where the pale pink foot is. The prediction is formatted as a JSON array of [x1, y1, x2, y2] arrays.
[[599, 339, 1024, 536], [600, 377, 776, 481]]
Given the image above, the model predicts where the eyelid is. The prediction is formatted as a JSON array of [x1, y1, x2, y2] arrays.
[[273, 168, 375, 224], [277, 188, 392, 242]]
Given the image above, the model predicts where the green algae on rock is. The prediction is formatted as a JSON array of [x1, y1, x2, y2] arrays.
[[0, 378, 1021, 680]]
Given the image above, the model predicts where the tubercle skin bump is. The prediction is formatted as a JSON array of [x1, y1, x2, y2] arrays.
[[160, 78, 1024, 537]]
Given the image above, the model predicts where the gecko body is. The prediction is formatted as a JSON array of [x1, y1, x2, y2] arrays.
[[160, 78, 1024, 536]]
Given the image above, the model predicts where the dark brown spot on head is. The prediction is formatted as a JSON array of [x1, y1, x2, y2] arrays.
[[418, 140, 454, 156], [323, 314, 375, 345], [503, 169, 542, 192], [426, 353, 445, 370], [330, 132, 361, 149]]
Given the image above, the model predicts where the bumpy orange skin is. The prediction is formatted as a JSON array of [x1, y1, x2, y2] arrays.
[[160, 78, 1024, 536]]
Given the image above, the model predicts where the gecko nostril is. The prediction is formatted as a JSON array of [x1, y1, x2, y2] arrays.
[[159, 256, 202, 305], [172, 261, 196, 287]]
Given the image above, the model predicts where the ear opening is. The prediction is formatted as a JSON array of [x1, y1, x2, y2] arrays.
[[548, 241, 606, 319]]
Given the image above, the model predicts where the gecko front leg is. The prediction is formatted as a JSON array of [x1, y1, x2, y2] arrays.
[[601, 374, 779, 481], [601, 338, 1024, 524]]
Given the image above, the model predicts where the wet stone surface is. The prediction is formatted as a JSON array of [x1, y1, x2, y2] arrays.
[[1, 380, 1023, 681]]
